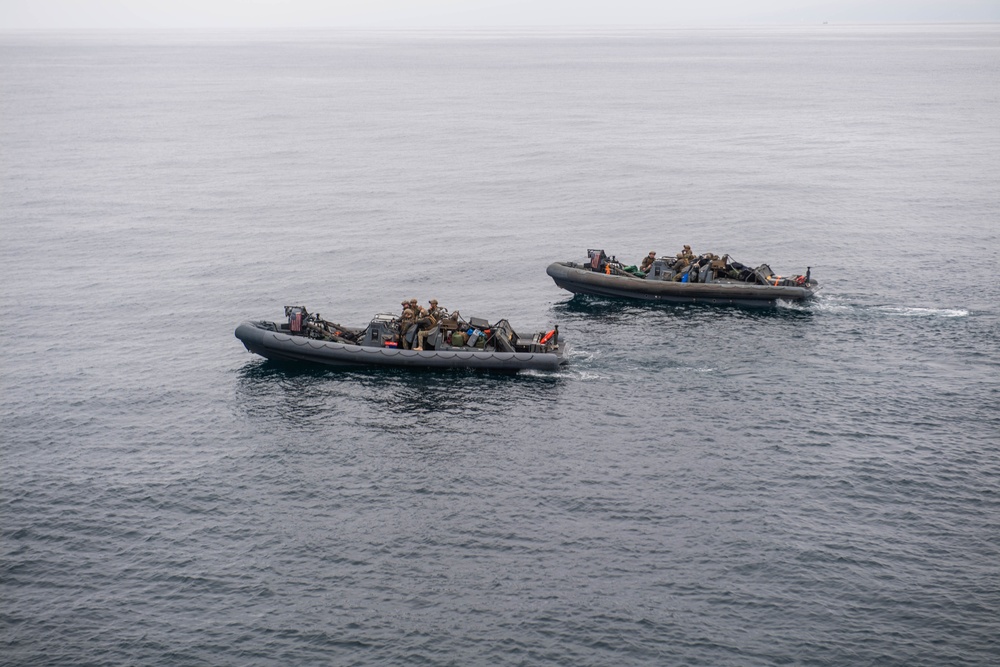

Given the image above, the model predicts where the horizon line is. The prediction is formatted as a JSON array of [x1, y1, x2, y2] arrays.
[[2, 21, 998, 33]]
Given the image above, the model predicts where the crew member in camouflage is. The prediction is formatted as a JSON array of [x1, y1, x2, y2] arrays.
[[399, 308, 415, 349], [640, 251, 657, 273], [671, 256, 690, 280], [408, 298, 427, 318], [427, 299, 447, 322]]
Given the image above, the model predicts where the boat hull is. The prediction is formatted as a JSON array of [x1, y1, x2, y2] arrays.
[[235, 321, 567, 371], [546, 261, 816, 306]]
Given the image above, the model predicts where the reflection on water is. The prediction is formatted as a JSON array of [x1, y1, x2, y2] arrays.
[[552, 294, 817, 324], [234, 360, 564, 435]]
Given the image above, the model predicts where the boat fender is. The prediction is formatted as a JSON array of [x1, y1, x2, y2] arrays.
[[539, 329, 555, 345]]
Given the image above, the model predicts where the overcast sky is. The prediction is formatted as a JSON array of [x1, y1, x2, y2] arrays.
[[1, 0, 998, 30]]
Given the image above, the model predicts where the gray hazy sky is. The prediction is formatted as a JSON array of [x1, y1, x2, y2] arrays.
[[1, 0, 998, 29]]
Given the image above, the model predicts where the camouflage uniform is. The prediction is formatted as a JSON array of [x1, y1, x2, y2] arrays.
[[399, 308, 415, 349], [408, 299, 427, 318], [671, 256, 694, 281], [427, 299, 446, 322]]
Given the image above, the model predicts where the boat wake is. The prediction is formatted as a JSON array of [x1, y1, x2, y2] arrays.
[[518, 346, 612, 381], [778, 295, 970, 318], [872, 306, 970, 318]]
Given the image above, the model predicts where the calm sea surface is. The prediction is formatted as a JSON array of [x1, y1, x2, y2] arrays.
[[2, 26, 999, 666]]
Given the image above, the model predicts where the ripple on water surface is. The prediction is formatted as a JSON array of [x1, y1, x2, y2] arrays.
[[3, 26, 1000, 667]]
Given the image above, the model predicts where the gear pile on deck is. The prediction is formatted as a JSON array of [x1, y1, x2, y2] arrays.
[[609, 245, 811, 286], [546, 246, 819, 305], [235, 302, 566, 371]]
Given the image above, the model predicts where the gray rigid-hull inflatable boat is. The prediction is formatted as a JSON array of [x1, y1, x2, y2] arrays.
[[235, 307, 567, 371], [547, 250, 818, 306]]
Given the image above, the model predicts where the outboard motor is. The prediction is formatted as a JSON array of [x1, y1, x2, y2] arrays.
[[284, 306, 307, 333]]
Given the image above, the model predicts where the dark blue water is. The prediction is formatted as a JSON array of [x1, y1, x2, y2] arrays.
[[2, 26, 999, 666]]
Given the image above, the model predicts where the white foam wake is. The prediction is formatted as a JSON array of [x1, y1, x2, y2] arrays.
[[785, 296, 970, 318], [874, 306, 970, 318]]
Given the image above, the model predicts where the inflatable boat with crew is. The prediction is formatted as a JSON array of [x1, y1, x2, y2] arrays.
[[547, 248, 818, 306], [235, 306, 567, 371]]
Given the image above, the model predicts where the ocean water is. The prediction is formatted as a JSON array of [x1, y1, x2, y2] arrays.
[[2, 26, 999, 666]]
